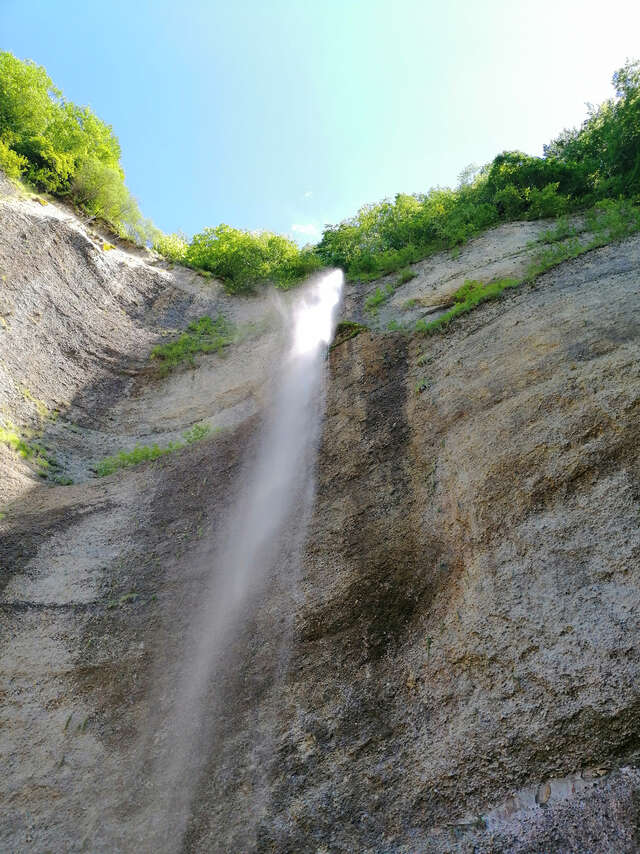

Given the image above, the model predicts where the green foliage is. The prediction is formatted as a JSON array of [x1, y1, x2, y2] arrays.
[[526, 182, 568, 219], [544, 61, 640, 199], [417, 278, 520, 334], [526, 199, 640, 279], [0, 54, 324, 290], [0, 138, 27, 178], [182, 422, 211, 443], [95, 443, 178, 477], [151, 314, 235, 372], [585, 197, 640, 241], [493, 183, 526, 219], [317, 60, 640, 281], [153, 231, 188, 264], [51, 473, 73, 486], [330, 320, 369, 350], [363, 265, 417, 313], [525, 238, 585, 279], [95, 423, 213, 477], [316, 185, 501, 281], [4, 51, 638, 298], [0, 53, 57, 142], [0, 423, 33, 459], [0, 52, 152, 242], [538, 216, 578, 244], [365, 283, 394, 312], [397, 267, 417, 284], [185, 224, 321, 292], [0, 421, 64, 479], [417, 198, 640, 336], [72, 161, 139, 234]]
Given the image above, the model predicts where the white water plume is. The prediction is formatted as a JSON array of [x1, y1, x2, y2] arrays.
[[143, 269, 343, 851]]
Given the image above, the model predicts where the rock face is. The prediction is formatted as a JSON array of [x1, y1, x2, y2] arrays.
[[1, 181, 640, 853]]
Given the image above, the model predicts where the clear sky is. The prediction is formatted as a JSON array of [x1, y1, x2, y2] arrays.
[[2, 0, 639, 242]]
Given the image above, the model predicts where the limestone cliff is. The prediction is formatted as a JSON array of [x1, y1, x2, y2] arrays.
[[1, 175, 640, 853]]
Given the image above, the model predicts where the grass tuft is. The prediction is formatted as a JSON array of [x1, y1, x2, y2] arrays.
[[0, 421, 62, 479], [151, 314, 235, 373], [416, 278, 519, 334], [0, 423, 33, 459], [94, 423, 214, 477], [365, 283, 394, 313], [397, 267, 417, 284], [330, 320, 368, 350]]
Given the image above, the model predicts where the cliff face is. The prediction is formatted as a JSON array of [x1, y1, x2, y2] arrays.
[[2, 178, 640, 853]]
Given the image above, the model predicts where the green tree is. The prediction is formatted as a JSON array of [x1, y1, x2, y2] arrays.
[[0, 52, 56, 142], [0, 51, 151, 242]]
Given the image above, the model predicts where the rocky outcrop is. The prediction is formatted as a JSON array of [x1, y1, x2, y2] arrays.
[[1, 183, 640, 852]]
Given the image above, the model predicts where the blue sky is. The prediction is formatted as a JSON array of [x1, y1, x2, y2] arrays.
[[2, 0, 639, 242]]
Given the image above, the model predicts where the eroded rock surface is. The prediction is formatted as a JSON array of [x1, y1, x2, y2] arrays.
[[1, 185, 640, 853]]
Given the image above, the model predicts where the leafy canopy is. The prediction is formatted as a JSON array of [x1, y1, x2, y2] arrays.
[[184, 224, 321, 293], [0, 51, 151, 242]]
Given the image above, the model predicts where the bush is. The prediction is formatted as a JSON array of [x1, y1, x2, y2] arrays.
[[0, 138, 27, 179], [586, 198, 640, 241], [526, 183, 568, 219], [4, 51, 638, 296], [73, 161, 133, 221], [185, 224, 321, 292], [493, 184, 526, 219], [397, 267, 416, 284], [418, 278, 520, 334], [365, 284, 393, 312], [154, 231, 188, 264]]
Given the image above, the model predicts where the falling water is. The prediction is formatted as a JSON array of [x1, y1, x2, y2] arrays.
[[143, 269, 343, 851]]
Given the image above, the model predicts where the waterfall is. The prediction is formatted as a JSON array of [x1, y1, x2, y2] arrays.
[[141, 270, 343, 851]]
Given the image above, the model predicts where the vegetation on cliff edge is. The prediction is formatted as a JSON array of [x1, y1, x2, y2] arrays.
[[2, 51, 638, 293], [316, 61, 640, 281]]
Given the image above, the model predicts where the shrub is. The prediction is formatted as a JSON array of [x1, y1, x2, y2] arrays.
[[526, 183, 568, 219], [538, 216, 578, 244], [4, 51, 639, 296], [153, 231, 188, 264], [365, 283, 394, 312], [418, 278, 519, 334], [586, 198, 640, 241], [0, 421, 58, 477], [419, 196, 640, 336], [0, 423, 32, 458], [329, 320, 369, 351], [185, 224, 320, 292], [0, 138, 27, 179], [493, 184, 526, 219]]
